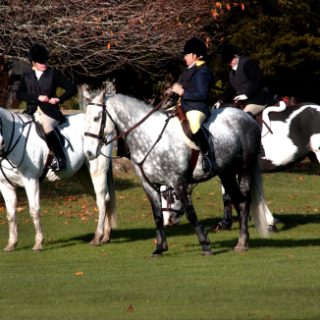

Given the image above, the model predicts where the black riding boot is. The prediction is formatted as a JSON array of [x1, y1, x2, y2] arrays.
[[45, 131, 66, 171], [194, 128, 215, 173]]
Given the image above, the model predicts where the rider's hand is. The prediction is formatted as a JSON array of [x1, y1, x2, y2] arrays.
[[213, 100, 223, 109], [171, 83, 184, 96], [38, 95, 49, 102], [234, 94, 248, 101], [48, 97, 60, 104]]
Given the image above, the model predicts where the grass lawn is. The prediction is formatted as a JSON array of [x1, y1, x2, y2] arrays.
[[0, 165, 319, 320]]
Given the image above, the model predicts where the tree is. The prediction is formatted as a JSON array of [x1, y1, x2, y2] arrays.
[[211, 0, 320, 102], [1, 0, 217, 80]]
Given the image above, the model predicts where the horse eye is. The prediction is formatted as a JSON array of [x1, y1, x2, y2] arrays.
[[93, 115, 100, 122]]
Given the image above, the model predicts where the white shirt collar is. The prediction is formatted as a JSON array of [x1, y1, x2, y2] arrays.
[[35, 69, 44, 80]]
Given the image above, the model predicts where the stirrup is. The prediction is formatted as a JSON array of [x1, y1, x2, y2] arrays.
[[202, 154, 215, 173], [49, 157, 66, 172]]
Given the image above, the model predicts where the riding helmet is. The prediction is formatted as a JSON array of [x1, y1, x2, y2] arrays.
[[29, 43, 49, 64], [183, 37, 208, 59], [219, 43, 239, 64]]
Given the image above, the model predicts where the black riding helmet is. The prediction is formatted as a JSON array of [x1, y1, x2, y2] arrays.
[[183, 37, 208, 59], [29, 44, 49, 64], [219, 43, 239, 64]]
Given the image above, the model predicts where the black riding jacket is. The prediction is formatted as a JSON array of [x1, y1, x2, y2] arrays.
[[16, 67, 76, 122], [221, 56, 275, 106]]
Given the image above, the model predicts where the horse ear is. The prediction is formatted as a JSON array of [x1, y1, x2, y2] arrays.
[[81, 84, 91, 100]]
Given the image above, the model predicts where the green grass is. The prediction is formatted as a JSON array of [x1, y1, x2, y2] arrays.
[[0, 168, 319, 320]]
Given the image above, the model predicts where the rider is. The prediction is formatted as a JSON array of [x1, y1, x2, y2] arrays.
[[167, 37, 215, 173], [16, 43, 77, 171], [214, 43, 276, 115]]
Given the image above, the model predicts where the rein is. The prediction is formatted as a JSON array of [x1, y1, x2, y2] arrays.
[[84, 94, 172, 147]]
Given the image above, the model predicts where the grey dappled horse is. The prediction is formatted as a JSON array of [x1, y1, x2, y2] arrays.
[[0, 108, 116, 251], [83, 90, 271, 255]]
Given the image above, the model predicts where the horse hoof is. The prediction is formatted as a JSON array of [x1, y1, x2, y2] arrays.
[[101, 237, 110, 244], [234, 245, 248, 252], [32, 245, 43, 251], [89, 239, 101, 246], [268, 224, 278, 233], [4, 244, 16, 252], [151, 252, 163, 257], [213, 221, 232, 232], [202, 249, 213, 256], [152, 245, 167, 257]]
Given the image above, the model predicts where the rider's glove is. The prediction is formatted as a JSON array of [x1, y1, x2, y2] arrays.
[[234, 94, 248, 101], [213, 100, 223, 109]]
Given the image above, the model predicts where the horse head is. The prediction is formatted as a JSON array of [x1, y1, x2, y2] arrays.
[[83, 85, 115, 160]]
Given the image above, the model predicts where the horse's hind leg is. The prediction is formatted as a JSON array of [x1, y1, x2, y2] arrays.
[[175, 184, 212, 255], [219, 173, 250, 252], [24, 179, 43, 251], [0, 183, 18, 251], [215, 185, 233, 231]]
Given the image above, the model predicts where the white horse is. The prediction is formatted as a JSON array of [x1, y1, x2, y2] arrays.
[[0, 107, 117, 251]]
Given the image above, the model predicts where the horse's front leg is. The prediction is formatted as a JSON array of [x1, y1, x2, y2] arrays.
[[175, 184, 212, 255], [23, 178, 43, 251], [0, 182, 18, 251], [87, 157, 117, 246], [143, 184, 168, 256]]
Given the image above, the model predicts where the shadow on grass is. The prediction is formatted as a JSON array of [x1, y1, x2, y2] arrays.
[[44, 212, 320, 251]]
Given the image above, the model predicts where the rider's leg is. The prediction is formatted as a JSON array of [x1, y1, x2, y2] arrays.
[[45, 131, 66, 171], [40, 112, 66, 171], [186, 110, 215, 173], [243, 103, 266, 116], [244, 104, 267, 156]]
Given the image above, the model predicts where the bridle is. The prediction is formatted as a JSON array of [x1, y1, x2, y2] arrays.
[[84, 95, 172, 149], [84, 102, 108, 146]]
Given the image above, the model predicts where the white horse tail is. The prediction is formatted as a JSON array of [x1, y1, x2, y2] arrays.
[[249, 160, 272, 238], [106, 158, 117, 228]]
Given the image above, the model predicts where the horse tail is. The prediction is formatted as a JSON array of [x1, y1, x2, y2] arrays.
[[106, 158, 117, 228], [249, 160, 272, 238]]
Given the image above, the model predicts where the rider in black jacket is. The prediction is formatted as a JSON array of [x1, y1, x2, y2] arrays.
[[17, 44, 77, 171], [216, 43, 276, 115]]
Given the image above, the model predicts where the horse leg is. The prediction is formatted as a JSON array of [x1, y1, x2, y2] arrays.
[[0, 182, 18, 251], [102, 162, 117, 243], [142, 183, 168, 256], [215, 185, 233, 231], [78, 159, 116, 246], [175, 184, 212, 255], [219, 173, 250, 252], [23, 178, 43, 251]]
